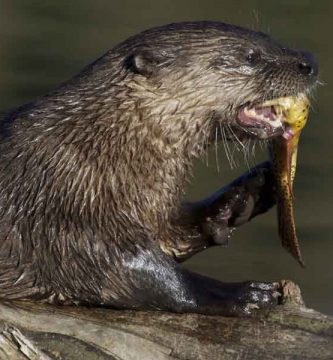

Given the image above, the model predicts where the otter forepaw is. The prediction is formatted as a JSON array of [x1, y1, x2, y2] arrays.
[[191, 277, 281, 316], [229, 281, 280, 316], [240, 161, 276, 220], [202, 161, 276, 245]]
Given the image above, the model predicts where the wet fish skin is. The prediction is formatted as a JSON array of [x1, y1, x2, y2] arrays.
[[270, 95, 310, 267]]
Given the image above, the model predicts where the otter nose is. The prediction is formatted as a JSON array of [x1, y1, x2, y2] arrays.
[[297, 52, 318, 78]]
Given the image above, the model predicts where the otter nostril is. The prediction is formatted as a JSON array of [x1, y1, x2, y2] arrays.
[[298, 61, 313, 76], [297, 51, 318, 77]]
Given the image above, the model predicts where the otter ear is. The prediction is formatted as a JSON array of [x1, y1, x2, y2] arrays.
[[125, 51, 161, 77]]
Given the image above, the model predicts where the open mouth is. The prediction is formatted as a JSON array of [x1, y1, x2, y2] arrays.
[[237, 98, 296, 140]]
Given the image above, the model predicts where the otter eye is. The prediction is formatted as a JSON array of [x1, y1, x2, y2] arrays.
[[246, 50, 261, 65]]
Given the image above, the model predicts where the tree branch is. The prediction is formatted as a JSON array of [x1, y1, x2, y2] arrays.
[[0, 280, 332, 360]]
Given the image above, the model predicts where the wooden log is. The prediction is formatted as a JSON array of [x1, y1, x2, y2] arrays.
[[0, 280, 331, 360]]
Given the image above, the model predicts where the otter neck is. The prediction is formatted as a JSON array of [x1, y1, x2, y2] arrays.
[[88, 95, 212, 234]]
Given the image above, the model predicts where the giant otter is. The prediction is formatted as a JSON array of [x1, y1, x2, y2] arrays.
[[0, 21, 317, 315]]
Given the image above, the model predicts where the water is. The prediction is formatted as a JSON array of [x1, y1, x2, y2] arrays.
[[0, 0, 331, 314]]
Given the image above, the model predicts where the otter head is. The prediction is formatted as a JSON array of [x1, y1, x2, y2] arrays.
[[119, 21, 318, 151]]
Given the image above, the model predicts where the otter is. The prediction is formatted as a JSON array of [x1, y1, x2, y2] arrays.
[[0, 21, 317, 316]]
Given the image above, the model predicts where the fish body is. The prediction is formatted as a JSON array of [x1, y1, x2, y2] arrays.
[[267, 95, 310, 266]]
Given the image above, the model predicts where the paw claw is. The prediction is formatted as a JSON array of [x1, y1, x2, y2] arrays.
[[235, 281, 279, 313]]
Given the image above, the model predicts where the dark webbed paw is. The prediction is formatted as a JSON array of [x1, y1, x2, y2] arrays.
[[231, 281, 280, 315], [202, 161, 276, 245], [208, 281, 280, 316]]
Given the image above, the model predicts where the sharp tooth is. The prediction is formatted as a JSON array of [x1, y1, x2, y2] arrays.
[[270, 117, 283, 128], [244, 107, 252, 116], [275, 106, 282, 117]]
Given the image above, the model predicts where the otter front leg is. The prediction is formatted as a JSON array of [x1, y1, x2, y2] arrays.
[[200, 161, 276, 244], [123, 246, 279, 316], [165, 162, 275, 261]]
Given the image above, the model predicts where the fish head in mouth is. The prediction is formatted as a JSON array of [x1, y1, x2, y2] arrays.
[[237, 101, 287, 139], [235, 95, 310, 140]]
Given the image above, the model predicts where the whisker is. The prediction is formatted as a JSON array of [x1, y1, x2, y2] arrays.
[[242, 138, 252, 170], [227, 123, 249, 169], [215, 127, 220, 173], [227, 124, 245, 152], [251, 139, 257, 158], [224, 126, 237, 168], [220, 125, 234, 169], [204, 131, 209, 167], [316, 79, 325, 87], [259, 139, 268, 151]]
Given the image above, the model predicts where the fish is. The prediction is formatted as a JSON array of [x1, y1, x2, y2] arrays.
[[265, 95, 310, 266]]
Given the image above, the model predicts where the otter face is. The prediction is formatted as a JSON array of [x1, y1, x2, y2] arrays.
[[122, 22, 318, 141], [209, 33, 318, 139]]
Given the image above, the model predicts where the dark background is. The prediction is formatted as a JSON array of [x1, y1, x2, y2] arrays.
[[0, 0, 331, 314]]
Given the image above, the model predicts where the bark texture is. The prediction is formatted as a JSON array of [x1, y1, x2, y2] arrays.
[[0, 280, 331, 360]]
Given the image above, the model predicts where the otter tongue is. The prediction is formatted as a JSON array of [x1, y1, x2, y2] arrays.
[[269, 95, 310, 267]]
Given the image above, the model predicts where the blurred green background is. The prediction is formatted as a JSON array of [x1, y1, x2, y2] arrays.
[[0, 0, 331, 314]]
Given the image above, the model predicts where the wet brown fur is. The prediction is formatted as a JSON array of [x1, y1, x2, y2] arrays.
[[0, 22, 317, 311]]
